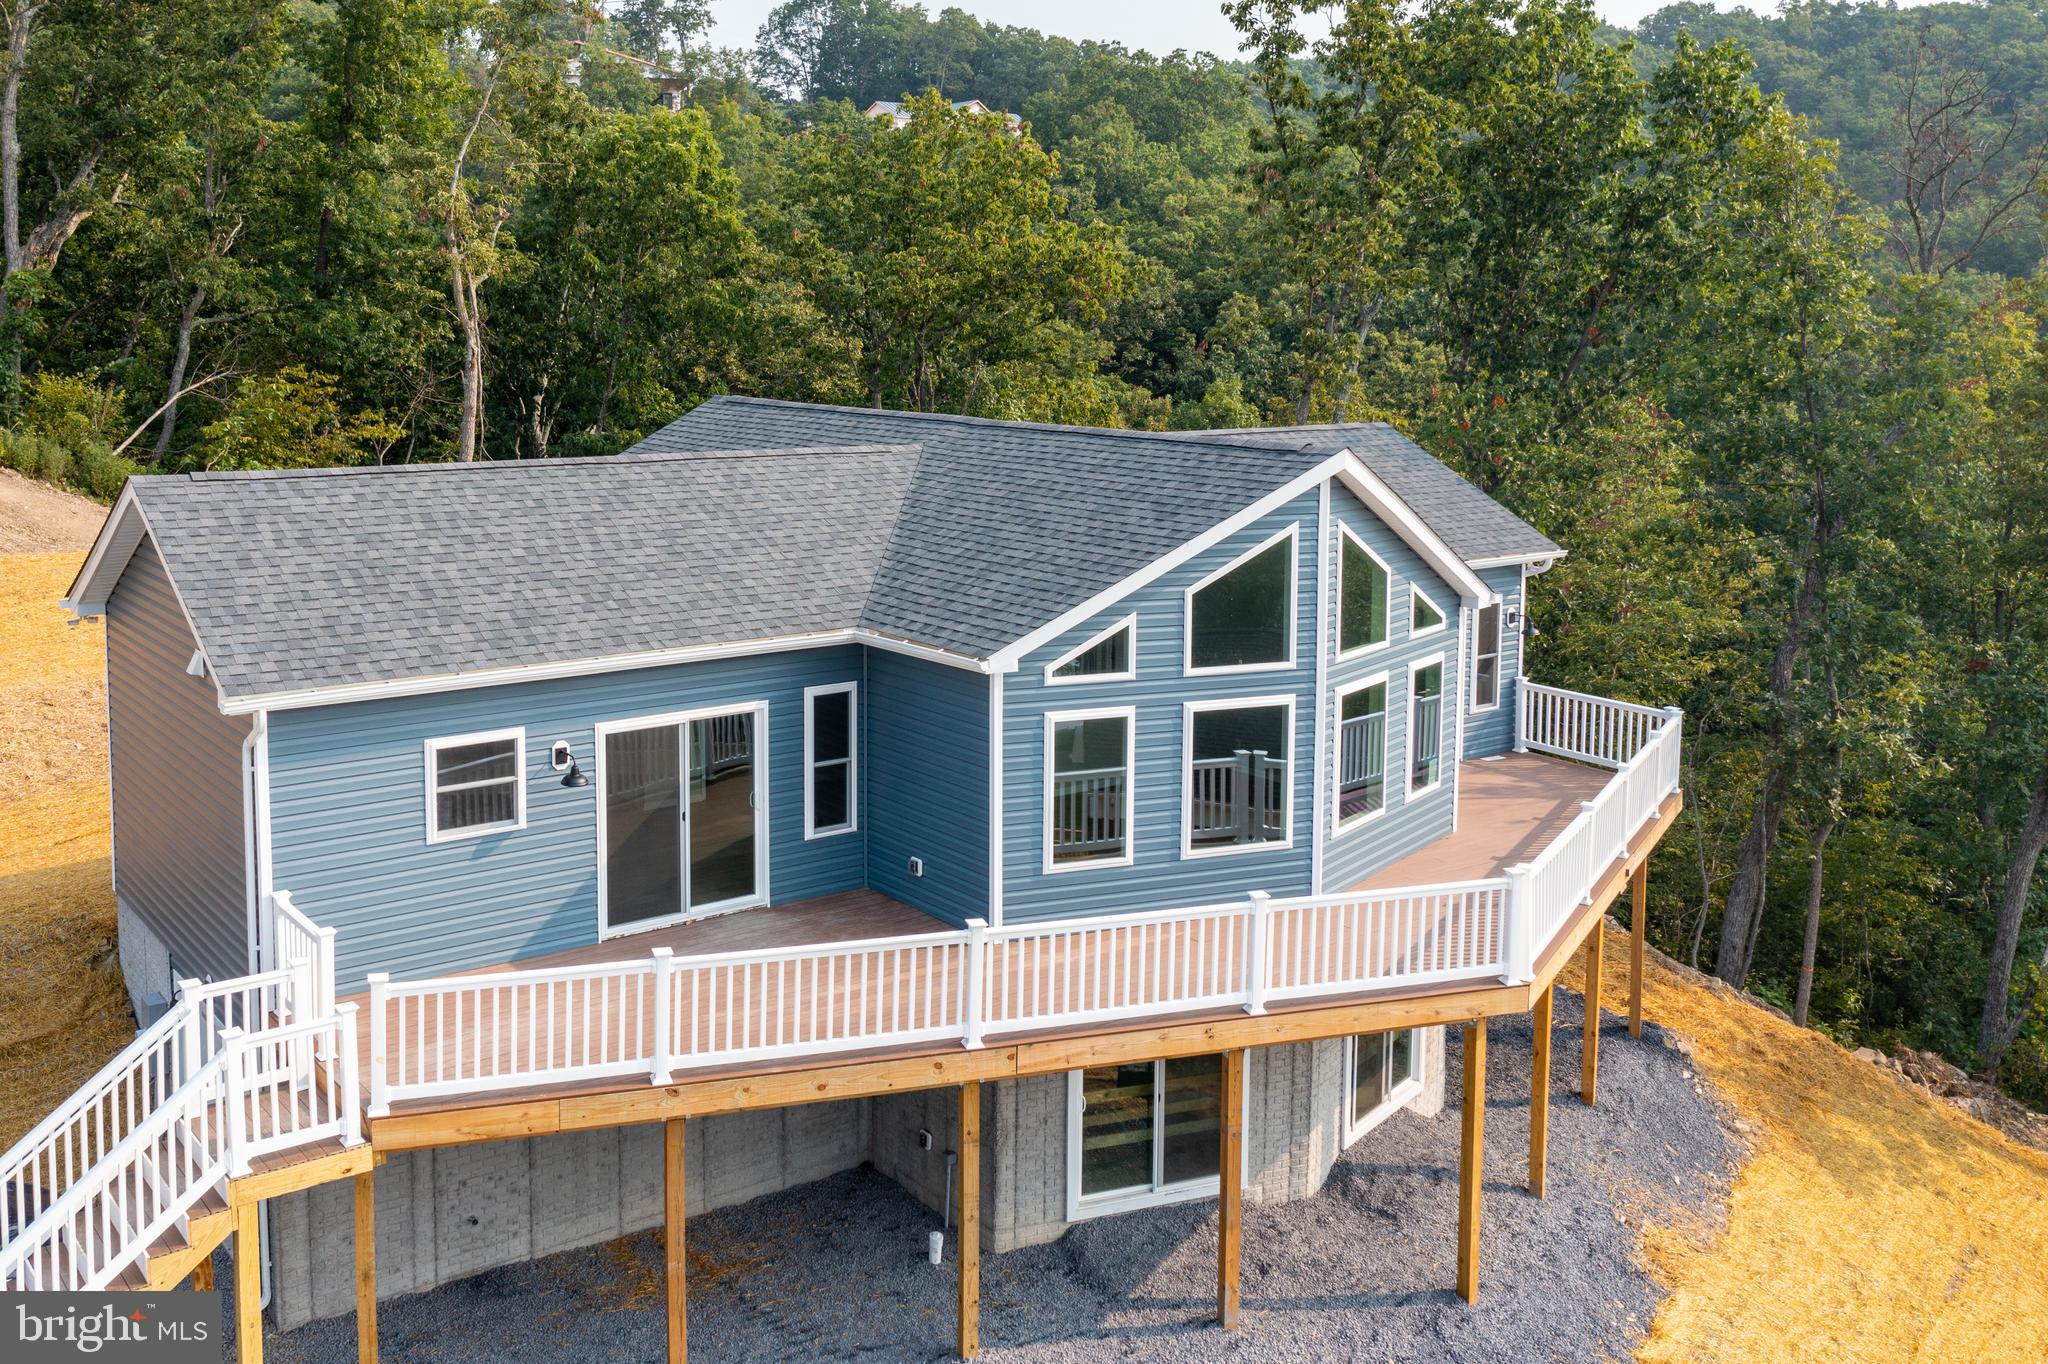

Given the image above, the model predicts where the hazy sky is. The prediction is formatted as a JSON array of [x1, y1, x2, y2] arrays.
[[702, 0, 1831, 58]]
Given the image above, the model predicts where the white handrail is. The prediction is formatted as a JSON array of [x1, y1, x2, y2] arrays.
[[2, 897, 363, 1294]]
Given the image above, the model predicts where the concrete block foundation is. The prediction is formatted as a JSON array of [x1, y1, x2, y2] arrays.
[[269, 1029, 1448, 1327]]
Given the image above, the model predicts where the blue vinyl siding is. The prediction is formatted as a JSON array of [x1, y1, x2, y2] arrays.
[[268, 646, 869, 991], [1461, 563, 1523, 759], [1000, 493, 1321, 923], [863, 650, 991, 926], [1320, 484, 1464, 891]]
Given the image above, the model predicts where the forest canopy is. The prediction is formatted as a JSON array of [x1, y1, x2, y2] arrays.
[[11, 0, 2048, 1108]]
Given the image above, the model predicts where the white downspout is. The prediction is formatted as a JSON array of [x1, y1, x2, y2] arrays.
[[241, 716, 261, 976]]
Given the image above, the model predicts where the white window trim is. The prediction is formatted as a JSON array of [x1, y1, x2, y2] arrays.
[[595, 701, 771, 941], [1042, 705, 1138, 874], [1343, 1030, 1428, 1145], [1330, 671, 1391, 840], [1405, 652, 1447, 801], [1335, 523, 1392, 660], [1409, 582, 1448, 639], [1044, 613, 1139, 686], [802, 681, 858, 839], [1182, 522, 1300, 677], [1471, 599, 1504, 713], [424, 728, 526, 844], [1064, 1063, 1250, 1222], [1180, 693, 1297, 860]]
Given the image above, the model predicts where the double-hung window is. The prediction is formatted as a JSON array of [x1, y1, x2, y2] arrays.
[[1069, 1055, 1223, 1217], [1334, 676, 1388, 833], [425, 729, 524, 841], [1186, 525, 1296, 673], [1046, 708, 1135, 870], [1408, 657, 1444, 795], [1184, 698, 1293, 855], [1473, 602, 1502, 710], [804, 683, 857, 838]]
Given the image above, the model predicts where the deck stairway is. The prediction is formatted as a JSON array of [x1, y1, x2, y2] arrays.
[[1, 896, 365, 1292]]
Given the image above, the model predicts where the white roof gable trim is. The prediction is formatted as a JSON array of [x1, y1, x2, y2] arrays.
[[986, 449, 1492, 673]]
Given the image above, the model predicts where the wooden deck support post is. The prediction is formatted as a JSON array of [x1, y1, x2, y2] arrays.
[[1529, 986, 1552, 1198], [958, 1080, 982, 1360], [666, 1117, 687, 1364], [1217, 1048, 1245, 1329], [354, 1171, 378, 1364], [235, 1200, 262, 1364], [191, 1252, 214, 1292], [1457, 1018, 1487, 1305], [1629, 863, 1647, 1038], [1581, 923, 1604, 1106]]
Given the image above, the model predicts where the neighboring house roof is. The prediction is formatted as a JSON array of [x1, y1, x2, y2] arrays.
[[66, 396, 1557, 711], [863, 98, 1023, 129]]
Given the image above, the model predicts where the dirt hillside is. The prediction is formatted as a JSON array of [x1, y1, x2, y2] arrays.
[[0, 467, 106, 552]]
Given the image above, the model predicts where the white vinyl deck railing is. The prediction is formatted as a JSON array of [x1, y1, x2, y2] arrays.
[[1, 893, 361, 1291], [358, 684, 1681, 1114]]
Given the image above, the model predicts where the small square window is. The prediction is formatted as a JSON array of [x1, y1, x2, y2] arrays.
[[427, 731, 524, 841]]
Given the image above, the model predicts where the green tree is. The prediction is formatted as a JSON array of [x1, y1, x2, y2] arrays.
[[769, 91, 1130, 413]]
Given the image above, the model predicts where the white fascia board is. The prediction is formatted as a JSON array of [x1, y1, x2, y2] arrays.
[[61, 482, 142, 617], [988, 453, 1350, 671], [1333, 455, 1493, 604], [218, 627, 993, 716], [1465, 549, 1567, 572]]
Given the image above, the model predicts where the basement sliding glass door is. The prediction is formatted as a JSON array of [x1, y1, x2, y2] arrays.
[[599, 704, 765, 936], [1070, 1055, 1225, 1218]]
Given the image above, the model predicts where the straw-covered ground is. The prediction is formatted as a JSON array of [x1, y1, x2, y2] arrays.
[[2, 470, 2046, 1358]]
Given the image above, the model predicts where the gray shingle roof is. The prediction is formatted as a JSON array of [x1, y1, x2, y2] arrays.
[[83, 397, 1558, 705], [1174, 423, 1561, 564], [122, 445, 920, 701], [635, 398, 1339, 659]]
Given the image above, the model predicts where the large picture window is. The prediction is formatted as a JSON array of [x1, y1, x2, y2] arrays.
[[1184, 698, 1293, 855], [804, 683, 857, 838], [1046, 708, 1135, 870], [1334, 676, 1388, 833], [1186, 526, 1296, 673], [425, 729, 524, 841], [1338, 526, 1390, 655], [1473, 602, 1502, 710], [1069, 1055, 1223, 1217], [1346, 1029, 1423, 1142], [1409, 657, 1445, 795]]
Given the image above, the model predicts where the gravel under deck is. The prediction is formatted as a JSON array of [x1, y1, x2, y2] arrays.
[[265, 990, 1738, 1364]]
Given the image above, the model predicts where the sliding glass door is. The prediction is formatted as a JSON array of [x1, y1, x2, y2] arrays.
[[1071, 1055, 1225, 1217], [599, 705, 763, 936]]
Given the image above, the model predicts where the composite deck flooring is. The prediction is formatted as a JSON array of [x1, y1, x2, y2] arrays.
[[346, 753, 1629, 1118]]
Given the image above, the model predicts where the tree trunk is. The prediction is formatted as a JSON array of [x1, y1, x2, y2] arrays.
[[1793, 816, 1837, 1029], [0, 0, 33, 405], [1715, 517, 1836, 986], [1977, 762, 2048, 1067], [151, 285, 205, 462], [451, 261, 482, 462]]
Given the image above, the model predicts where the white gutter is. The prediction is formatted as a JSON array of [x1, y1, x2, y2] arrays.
[[217, 628, 995, 716]]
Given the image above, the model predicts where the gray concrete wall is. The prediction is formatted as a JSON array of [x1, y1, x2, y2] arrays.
[[272, 1033, 1448, 1327], [269, 1100, 872, 1329], [116, 898, 174, 1023]]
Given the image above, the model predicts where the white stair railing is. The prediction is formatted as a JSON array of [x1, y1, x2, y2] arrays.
[[1, 895, 358, 1293]]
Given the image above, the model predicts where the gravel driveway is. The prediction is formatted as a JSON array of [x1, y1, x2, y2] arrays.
[[263, 989, 1737, 1364]]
